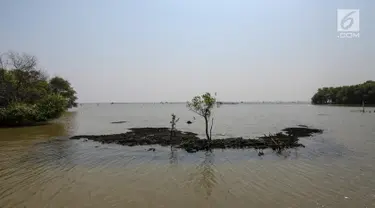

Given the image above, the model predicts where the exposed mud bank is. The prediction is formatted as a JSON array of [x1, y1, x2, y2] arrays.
[[70, 127, 323, 153]]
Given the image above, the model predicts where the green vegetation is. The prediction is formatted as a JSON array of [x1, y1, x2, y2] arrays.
[[187, 92, 217, 141], [311, 81, 375, 105], [0, 52, 77, 126]]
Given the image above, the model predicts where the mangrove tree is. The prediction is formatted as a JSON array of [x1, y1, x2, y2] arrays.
[[0, 52, 77, 126]]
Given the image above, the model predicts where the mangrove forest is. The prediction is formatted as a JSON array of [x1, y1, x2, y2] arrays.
[[0, 52, 77, 126], [311, 80, 375, 105]]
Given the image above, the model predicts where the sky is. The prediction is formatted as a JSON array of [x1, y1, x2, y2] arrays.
[[0, 0, 374, 102]]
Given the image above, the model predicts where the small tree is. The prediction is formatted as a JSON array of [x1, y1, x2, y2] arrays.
[[187, 92, 216, 141], [170, 113, 179, 138]]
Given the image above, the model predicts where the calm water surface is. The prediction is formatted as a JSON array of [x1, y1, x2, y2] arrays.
[[1, 104, 375, 207]]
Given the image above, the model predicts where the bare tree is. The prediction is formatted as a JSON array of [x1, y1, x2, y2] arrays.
[[7, 51, 37, 71], [0, 53, 6, 69]]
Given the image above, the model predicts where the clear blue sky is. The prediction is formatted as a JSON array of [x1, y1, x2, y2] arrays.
[[0, 0, 374, 102]]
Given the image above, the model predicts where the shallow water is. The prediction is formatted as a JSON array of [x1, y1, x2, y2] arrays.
[[0, 104, 375, 207]]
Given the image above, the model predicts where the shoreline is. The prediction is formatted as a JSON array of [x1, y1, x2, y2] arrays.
[[312, 104, 375, 107]]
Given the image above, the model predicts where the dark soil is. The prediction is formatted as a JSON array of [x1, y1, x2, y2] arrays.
[[70, 128, 199, 147], [110, 121, 127, 124], [70, 126, 323, 153]]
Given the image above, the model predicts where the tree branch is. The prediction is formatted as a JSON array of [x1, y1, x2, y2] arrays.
[[0, 53, 4, 69], [8, 52, 37, 71], [187, 106, 204, 117]]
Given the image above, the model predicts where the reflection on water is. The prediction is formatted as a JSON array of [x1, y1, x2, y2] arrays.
[[169, 146, 178, 166], [0, 111, 77, 141], [0, 104, 375, 207], [192, 151, 216, 198]]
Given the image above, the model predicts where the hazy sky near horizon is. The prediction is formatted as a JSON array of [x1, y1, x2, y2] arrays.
[[0, 0, 374, 102]]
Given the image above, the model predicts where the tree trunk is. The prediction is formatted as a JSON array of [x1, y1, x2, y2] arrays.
[[210, 117, 214, 139], [204, 116, 210, 141], [362, 100, 365, 113], [170, 128, 173, 141]]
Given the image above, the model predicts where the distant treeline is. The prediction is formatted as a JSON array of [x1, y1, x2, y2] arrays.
[[311, 81, 375, 105]]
